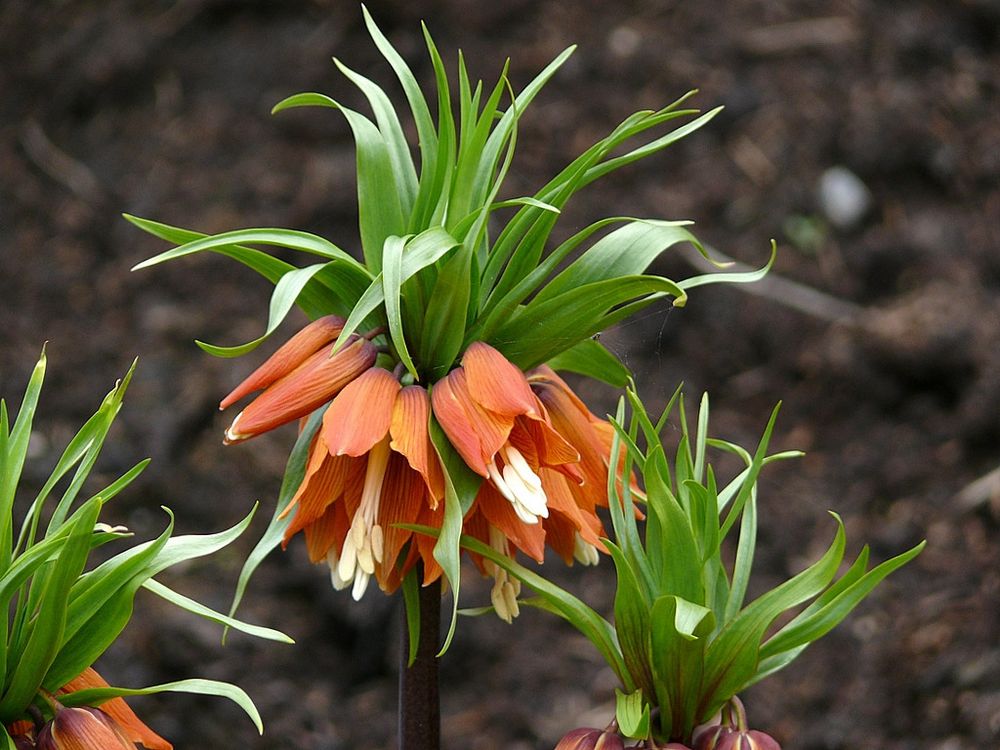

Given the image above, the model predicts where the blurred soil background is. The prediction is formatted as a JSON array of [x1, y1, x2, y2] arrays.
[[2, 1, 999, 748]]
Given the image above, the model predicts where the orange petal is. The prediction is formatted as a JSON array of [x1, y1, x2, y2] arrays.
[[375, 454, 428, 590], [302, 498, 350, 563], [475, 483, 546, 562], [390, 386, 445, 506], [462, 342, 539, 418], [59, 668, 172, 750], [282, 451, 356, 545], [322, 367, 400, 457], [431, 369, 513, 476], [220, 315, 345, 409], [511, 415, 582, 480], [224, 337, 376, 443], [541, 469, 605, 548]]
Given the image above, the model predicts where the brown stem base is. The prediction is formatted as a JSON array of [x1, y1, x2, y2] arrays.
[[398, 577, 441, 750]]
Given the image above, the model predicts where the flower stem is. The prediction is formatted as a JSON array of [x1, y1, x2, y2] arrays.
[[399, 575, 441, 750]]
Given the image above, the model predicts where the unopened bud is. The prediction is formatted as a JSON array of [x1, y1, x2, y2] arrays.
[[715, 730, 781, 750], [553, 726, 625, 750], [693, 724, 736, 750], [13, 735, 36, 750], [36, 706, 134, 750]]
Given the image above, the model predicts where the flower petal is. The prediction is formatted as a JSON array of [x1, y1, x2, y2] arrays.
[[475, 483, 546, 562], [302, 498, 350, 563], [220, 315, 345, 409], [431, 369, 513, 476], [462, 342, 539, 418], [375, 454, 428, 589], [224, 336, 377, 443], [390, 386, 445, 506], [323, 367, 400, 457]]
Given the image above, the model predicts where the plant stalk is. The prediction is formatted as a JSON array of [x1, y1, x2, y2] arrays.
[[399, 576, 441, 750]]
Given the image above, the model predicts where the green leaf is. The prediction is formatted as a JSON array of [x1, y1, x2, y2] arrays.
[[227, 409, 324, 629], [701, 514, 846, 712], [723, 489, 757, 625], [381, 235, 418, 378], [401, 567, 421, 667], [60, 678, 263, 735], [419, 246, 472, 380], [273, 94, 406, 273], [142, 578, 293, 643], [607, 541, 654, 697], [455, 531, 630, 688], [615, 688, 651, 740], [124, 215, 341, 319], [196, 264, 328, 358], [494, 274, 687, 371], [649, 596, 715, 739], [132, 225, 366, 271], [331, 227, 460, 358], [0, 350, 46, 572], [679, 241, 777, 291], [0, 499, 99, 718], [533, 220, 701, 305], [545, 338, 630, 387], [428, 414, 481, 654], [759, 541, 924, 660], [334, 57, 418, 213]]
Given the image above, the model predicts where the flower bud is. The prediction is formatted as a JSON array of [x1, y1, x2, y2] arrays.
[[553, 726, 625, 750], [13, 734, 36, 750], [693, 724, 736, 750], [223, 336, 377, 443], [36, 706, 134, 750], [715, 730, 781, 750]]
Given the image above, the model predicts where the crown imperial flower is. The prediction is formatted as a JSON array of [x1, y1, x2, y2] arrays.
[[280, 367, 445, 599]]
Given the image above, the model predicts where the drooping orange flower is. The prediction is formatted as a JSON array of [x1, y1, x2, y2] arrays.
[[279, 367, 445, 599], [431, 343, 612, 618], [220, 315, 377, 443]]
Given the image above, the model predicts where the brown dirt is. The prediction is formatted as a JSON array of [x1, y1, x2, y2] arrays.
[[2, 1, 999, 748]]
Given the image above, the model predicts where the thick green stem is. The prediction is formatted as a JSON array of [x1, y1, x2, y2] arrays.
[[398, 576, 441, 750]]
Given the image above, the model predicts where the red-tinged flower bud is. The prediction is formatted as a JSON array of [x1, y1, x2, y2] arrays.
[[714, 730, 781, 750], [223, 336, 377, 443], [13, 734, 36, 750], [693, 724, 736, 750], [553, 726, 625, 750], [36, 706, 134, 750], [220, 315, 346, 410]]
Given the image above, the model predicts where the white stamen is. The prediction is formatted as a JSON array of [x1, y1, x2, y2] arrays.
[[326, 548, 351, 591], [94, 523, 129, 535], [336, 437, 392, 598], [573, 532, 600, 566], [503, 445, 542, 489], [488, 446, 549, 524], [486, 526, 522, 623], [501, 464, 548, 518], [351, 570, 371, 600], [487, 460, 515, 502]]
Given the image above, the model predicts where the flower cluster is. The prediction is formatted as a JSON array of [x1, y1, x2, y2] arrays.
[[131, 8, 768, 625], [220, 327, 616, 618]]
